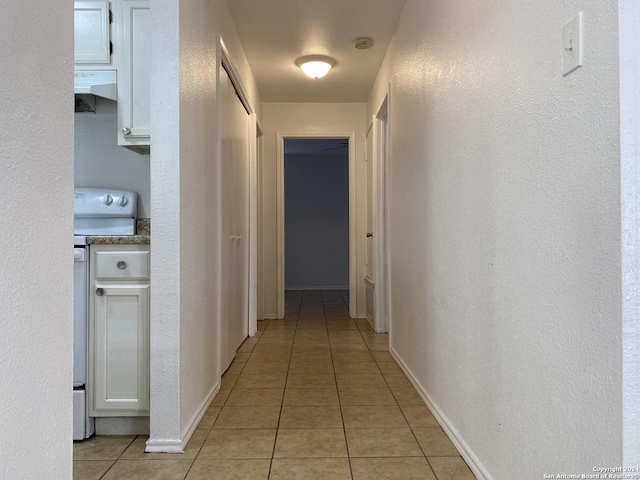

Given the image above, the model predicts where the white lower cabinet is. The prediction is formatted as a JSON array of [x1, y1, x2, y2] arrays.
[[90, 244, 150, 416]]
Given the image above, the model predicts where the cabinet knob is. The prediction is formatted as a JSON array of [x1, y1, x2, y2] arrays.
[[96, 288, 104, 296], [366, 232, 373, 238], [117, 261, 127, 269], [122, 127, 131, 135]]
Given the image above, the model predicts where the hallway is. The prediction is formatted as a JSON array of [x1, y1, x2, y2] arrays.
[[74, 290, 475, 479]]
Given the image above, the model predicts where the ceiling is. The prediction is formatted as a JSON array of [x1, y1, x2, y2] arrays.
[[225, 0, 407, 103]]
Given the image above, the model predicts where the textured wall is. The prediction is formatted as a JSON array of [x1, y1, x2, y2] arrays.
[[285, 152, 350, 289], [0, 1, 74, 478], [149, 0, 261, 450], [368, 0, 622, 477], [261, 103, 367, 317], [75, 100, 151, 217], [619, 0, 640, 466]]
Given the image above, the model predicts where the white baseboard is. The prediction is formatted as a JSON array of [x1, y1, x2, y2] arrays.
[[145, 382, 220, 454], [263, 314, 278, 320], [389, 346, 492, 480]]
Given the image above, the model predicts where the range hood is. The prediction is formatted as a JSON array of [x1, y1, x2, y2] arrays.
[[74, 70, 117, 112]]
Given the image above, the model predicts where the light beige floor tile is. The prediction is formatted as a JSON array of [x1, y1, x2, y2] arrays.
[[291, 351, 332, 363], [259, 337, 296, 345], [428, 456, 476, 480], [121, 431, 206, 460], [237, 342, 256, 353], [400, 405, 440, 428], [186, 458, 270, 480], [274, 428, 347, 458], [279, 405, 343, 428], [377, 362, 404, 374], [286, 373, 336, 389], [199, 429, 276, 458], [213, 406, 281, 429], [270, 458, 352, 480], [225, 388, 284, 406], [332, 351, 375, 363], [235, 373, 287, 389], [221, 374, 239, 389], [351, 457, 437, 480], [212, 388, 232, 406], [248, 351, 291, 363], [232, 352, 251, 363], [327, 323, 359, 331], [225, 362, 245, 375], [391, 387, 426, 406], [383, 373, 414, 389], [101, 459, 192, 480], [241, 361, 289, 375], [333, 361, 380, 374], [338, 387, 397, 406], [73, 460, 113, 480], [330, 343, 371, 352], [196, 405, 222, 430], [329, 334, 366, 345], [288, 361, 334, 374], [362, 333, 389, 344], [74, 435, 135, 461], [292, 345, 331, 353], [342, 405, 408, 428], [346, 428, 422, 457], [413, 427, 460, 456], [283, 388, 340, 406], [294, 339, 331, 347], [336, 373, 387, 389], [372, 351, 394, 362]]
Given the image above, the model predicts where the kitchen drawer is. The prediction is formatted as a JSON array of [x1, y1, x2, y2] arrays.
[[95, 250, 149, 280]]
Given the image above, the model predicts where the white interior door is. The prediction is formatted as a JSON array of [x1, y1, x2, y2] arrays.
[[365, 126, 376, 328], [220, 66, 250, 372]]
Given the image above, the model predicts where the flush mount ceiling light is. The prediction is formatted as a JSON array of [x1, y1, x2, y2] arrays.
[[295, 55, 336, 79]]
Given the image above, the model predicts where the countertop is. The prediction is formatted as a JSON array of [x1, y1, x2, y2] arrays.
[[86, 218, 150, 245]]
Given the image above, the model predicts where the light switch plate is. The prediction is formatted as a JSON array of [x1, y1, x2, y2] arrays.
[[563, 12, 583, 76]]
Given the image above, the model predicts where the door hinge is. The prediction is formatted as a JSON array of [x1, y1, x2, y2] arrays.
[[109, 9, 113, 24], [110, 41, 113, 56]]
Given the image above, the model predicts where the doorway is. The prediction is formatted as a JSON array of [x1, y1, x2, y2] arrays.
[[276, 133, 357, 318]]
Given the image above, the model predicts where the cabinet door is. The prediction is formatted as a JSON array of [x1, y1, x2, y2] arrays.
[[93, 284, 149, 415], [117, 0, 150, 146], [75, 1, 111, 64]]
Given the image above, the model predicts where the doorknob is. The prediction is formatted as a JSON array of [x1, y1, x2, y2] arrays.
[[366, 232, 373, 238]]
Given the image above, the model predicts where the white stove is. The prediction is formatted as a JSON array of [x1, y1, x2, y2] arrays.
[[73, 187, 138, 440]]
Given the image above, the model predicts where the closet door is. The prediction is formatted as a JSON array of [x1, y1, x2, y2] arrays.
[[220, 66, 250, 372]]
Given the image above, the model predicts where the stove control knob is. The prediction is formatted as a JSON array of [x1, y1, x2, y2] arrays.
[[103, 194, 114, 206], [119, 195, 129, 207]]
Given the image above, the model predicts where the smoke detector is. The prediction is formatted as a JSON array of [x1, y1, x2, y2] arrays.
[[355, 37, 373, 50]]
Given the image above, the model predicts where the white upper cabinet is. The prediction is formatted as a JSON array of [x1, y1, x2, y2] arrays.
[[74, 1, 111, 65], [116, 0, 150, 148]]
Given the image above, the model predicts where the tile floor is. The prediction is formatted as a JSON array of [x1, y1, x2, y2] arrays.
[[74, 290, 476, 479]]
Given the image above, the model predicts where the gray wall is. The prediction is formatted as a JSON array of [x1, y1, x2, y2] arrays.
[[74, 98, 151, 217], [285, 151, 349, 289]]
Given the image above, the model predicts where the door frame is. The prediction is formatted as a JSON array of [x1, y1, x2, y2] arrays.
[[276, 132, 357, 318], [217, 36, 258, 374], [371, 91, 391, 333]]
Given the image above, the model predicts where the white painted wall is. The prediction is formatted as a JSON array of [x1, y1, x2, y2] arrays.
[[0, 1, 74, 478], [75, 100, 151, 217], [369, 0, 622, 477], [285, 152, 350, 289], [149, 0, 261, 451], [262, 103, 367, 317], [619, 0, 640, 466]]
